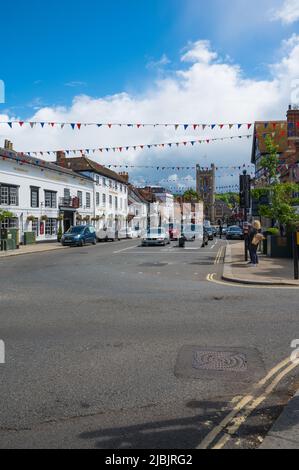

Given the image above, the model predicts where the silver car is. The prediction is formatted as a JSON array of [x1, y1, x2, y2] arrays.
[[142, 228, 170, 247]]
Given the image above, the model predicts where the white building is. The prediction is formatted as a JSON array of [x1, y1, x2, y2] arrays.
[[128, 185, 148, 233], [149, 187, 175, 226], [55, 152, 128, 233], [0, 144, 95, 243]]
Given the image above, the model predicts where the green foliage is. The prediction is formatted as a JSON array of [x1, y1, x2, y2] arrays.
[[260, 135, 280, 185], [266, 227, 280, 236], [183, 189, 201, 202], [216, 192, 239, 209], [0, 209, 14, 222], [253, 136, 299, 228]]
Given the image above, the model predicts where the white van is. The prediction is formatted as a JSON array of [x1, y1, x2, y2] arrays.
[[96, 227, 119, 242]]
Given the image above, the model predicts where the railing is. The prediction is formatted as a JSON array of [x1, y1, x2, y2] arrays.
[[59, 197, 80, 209]]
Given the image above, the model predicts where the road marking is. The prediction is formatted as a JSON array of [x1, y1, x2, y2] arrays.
[[211, 361, 299, 449], [198, 356, 298, 449], [113, 245, 139, 254], [207, 273, 299, 290], [214, 247, 224, 265]]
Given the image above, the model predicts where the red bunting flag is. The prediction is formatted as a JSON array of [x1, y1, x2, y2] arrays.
[[19, 121, 24, 127]]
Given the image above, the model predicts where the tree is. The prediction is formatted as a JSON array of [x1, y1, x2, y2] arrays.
[[216, 192, 239, 209], [0, 209, 14, 223], [260, 135, 280, 185], [252, 136, 299, 230], [183, 189, 201, 202]]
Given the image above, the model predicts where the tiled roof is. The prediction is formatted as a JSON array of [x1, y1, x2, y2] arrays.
[[128, 185, 148, 204], [251, 121, 288, 163], [59, 157, 128, 184], [0, 147, 91, 181]]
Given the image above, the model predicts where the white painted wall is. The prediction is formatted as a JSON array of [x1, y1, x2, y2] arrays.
[[0, 156, 94, 242]]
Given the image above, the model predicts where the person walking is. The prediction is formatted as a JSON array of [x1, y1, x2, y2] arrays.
[[249, 220, 263, 267], [219, 224, 223, 239]]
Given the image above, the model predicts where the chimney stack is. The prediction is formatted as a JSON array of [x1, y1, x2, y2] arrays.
[[119, 172, 129, 183], [4, 140, 13, 150], [56, 151, 66, 166], [287, 106, 299, 141]]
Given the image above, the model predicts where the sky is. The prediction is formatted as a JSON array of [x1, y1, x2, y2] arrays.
[[0, 0, 299, 191]]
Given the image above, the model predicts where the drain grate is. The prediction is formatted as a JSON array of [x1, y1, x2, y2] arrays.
[[175, 346, 265, 383], [192, 350, 247, 372]]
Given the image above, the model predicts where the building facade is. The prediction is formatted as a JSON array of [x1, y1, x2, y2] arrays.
[[128, 185, 148, 233], [55, 152, 129, 233], [0, 144, 94, 242]]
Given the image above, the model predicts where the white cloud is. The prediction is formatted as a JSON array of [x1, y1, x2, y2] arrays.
[[181, 40, 218, 64], [272, 0, 299, 24], [146, 54, 170, 70], [1, 37, 299, 189]]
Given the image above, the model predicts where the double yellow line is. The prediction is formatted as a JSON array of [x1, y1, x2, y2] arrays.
[[214, 247, 224, 265], [198, 356, 299, 449]]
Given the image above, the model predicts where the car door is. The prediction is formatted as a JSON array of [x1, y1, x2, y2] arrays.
[[89, 226, 96, 242], [84, 227, 91, 243]]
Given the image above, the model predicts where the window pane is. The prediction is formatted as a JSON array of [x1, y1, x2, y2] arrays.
[[1, 186, 9, 205]]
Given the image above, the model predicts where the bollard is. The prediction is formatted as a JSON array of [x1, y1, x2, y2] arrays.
[[179, 236, 186, 248]]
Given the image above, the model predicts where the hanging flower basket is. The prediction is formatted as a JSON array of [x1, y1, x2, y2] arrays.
[[41, 215, 48, 222], [27, 215, 36, 223]]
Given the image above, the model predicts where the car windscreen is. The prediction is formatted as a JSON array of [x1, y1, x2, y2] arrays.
[[67, 226, 85, 234], [147, 229, 165, 235]]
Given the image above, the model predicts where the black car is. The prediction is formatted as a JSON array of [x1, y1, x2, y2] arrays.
[[205, 227, 214, 241], [226, 225, 244, 240]]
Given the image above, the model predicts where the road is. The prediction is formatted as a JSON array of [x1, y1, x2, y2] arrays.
[[0, 238, 298, 449]]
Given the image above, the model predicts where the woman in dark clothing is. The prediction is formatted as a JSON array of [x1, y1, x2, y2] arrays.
[[249, 220, 262, 267]]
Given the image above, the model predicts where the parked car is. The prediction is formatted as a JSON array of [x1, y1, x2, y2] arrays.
[[226, 225, 244, 240], [61, 225, 97, 247], [142, 228, 170, 247], [96, 227, 118, 242], [205, 227, 214, 241], [211, 226, 218, 237], [118, 228, 141, 239], [168, 225, 180, 241], [222, 226, 228, 236]]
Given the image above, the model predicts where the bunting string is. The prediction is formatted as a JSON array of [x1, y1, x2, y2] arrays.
[[0, 120, 255, 131], [20, 133, 253, 157]]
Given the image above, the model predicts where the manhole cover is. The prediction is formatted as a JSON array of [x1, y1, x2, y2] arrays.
[[175, 346, 265, 384], [140, 263, 168, 267], [192, 350, 247, 372]]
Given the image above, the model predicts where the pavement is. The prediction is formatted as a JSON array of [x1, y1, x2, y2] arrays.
[[261, 391, 299, 449], [0, 242, 66, 258], [0, 238, 299, 449], [222, 242, 299, 286]]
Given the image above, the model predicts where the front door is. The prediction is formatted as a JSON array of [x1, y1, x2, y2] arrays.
[[63, 211, 74, 233]]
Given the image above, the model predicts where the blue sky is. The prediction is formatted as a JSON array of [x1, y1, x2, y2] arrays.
[[0, 0, 299, 191], [0, 0, 298, 115]]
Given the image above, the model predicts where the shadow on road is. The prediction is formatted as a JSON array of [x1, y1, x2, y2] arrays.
[[77, 398, 289, 449]]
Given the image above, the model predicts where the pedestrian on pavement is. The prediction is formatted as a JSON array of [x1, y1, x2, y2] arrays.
[[219, 225, 223, 239], [249, 220, 263, 267]]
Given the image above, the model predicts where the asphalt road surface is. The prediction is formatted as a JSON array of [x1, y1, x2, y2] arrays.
[[0, 238, 298, 449]]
